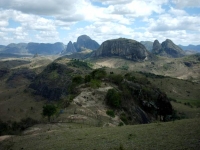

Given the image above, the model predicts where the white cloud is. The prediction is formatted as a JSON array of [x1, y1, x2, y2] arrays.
[[169, 7, 188, 16], [172, 0, 200, 8], [109, 0, 166, 17], [93, 0, 131, 5], [0, 0, 200, 45], [148, 14, 200, 32], [35, 30, 60, 43], [64, 22, 134, 44]]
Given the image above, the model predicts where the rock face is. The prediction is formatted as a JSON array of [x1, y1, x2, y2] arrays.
[[62, 41, 77, 54], [94, 38, 152, 61], [152, 40, 162, 55], [73, 35, 99, 52], [152, 39, 185, 58], [62, 41, 76, 55]]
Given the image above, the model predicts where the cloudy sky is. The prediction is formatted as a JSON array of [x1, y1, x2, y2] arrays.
[[0, 0, 200, 46]]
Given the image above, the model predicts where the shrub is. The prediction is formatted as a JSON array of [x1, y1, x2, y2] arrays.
[[109, 74, 123, 85], [118, 122, 124, 126], [91, 68, 107, 80], [120, 113, 128, 125], [90, 79, 101, 88], [106, 89, 121, 108], [106, 110, 115, 118], [84, 75, 91, 83], [72, 75, 84, 84], [0, 118, 38, 136]]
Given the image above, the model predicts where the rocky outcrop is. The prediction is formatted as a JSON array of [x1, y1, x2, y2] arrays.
[[94, 38, 152, 61], [73, 35, 99, 52], [152, 39, 185, 58], [152, 40, 163, 55], [62, 41, 77, 55], [161, 39, 185, 57]]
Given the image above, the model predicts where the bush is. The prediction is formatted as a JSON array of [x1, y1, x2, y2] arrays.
[[72, 75, 84, 84], [106, 89, 121, 108], [90, 79, 101, 88], [109, 74, 123, 85], [106, 110, 115, 118], [91, 68, 107, 80], [120, 113, 128, 125], [118, 122, 124, 126], [84, 75, 91, 83], [0, 118, 38, 136]]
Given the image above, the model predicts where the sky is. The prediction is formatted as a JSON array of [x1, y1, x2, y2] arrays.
[[0, 0, 200, 46]]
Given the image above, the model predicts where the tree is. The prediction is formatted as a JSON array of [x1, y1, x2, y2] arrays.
[[42, 104, 57, 122], [106, 89, 121, 108]]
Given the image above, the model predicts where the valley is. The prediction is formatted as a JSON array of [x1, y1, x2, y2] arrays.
[[0, 36, 200, 150]]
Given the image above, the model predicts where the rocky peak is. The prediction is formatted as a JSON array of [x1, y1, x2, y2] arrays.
[[152, 39, 185, 58], [63, 41, 76, 54], [73, 35, 99, 52], [161, 39, 185, 57], [152, 40, 162, 54], [94, 38, 152, 61]]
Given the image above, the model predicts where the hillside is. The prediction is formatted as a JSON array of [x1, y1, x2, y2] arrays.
[[0, 118, 199, 150], [91, 54, 200, 82]]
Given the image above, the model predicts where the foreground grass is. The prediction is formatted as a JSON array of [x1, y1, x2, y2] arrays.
[[1, 118, 200, 150]]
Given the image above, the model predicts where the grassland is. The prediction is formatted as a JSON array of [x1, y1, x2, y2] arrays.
[[1, 118, 200, 150]]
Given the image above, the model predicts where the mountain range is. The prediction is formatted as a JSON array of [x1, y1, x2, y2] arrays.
[[0, 35, 199, 58]]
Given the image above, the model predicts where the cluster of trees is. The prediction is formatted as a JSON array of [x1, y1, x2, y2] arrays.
[[0, 118, 38, 136]]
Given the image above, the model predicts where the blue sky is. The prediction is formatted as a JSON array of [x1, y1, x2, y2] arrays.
[[0, 0, 200, 46]]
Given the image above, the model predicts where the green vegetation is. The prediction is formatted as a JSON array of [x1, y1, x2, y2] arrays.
[[68, 59, 91, 70], [42, 104, 57, 122], [106, 110, 115, 118], [109, 74, 123, 85], [120, 113, 128, 125], [106, 89, 121, 108], [0, 118, 38, 136], [89, 79, 101, 88], [91, 68, 107, 80], [72, 75, 84, 85]]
